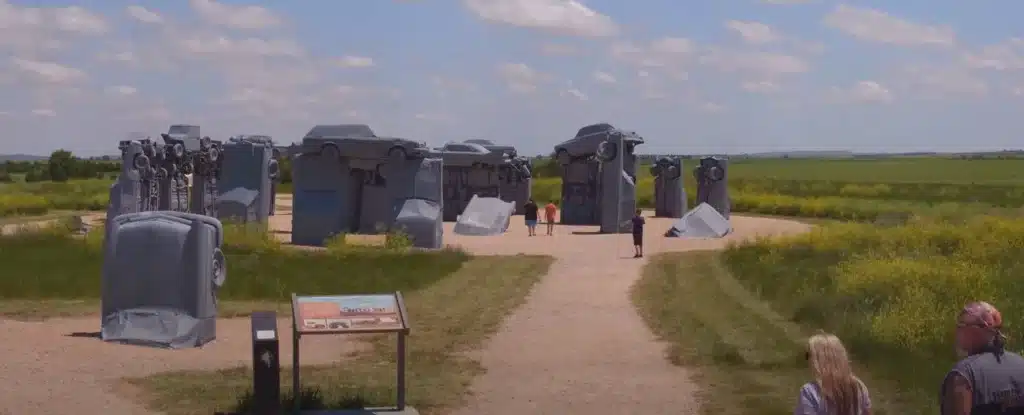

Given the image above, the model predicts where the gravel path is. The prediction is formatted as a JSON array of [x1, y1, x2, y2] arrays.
[[0, 196, 810, 415], [444, 214, 811, 415]]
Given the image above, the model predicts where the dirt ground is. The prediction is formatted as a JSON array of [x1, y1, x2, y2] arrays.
[[0, 196, 810, 414]]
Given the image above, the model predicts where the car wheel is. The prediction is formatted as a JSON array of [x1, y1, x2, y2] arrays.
[[596, 141, 617, 162], [666, 165, 680, 180], [268, 159, 280, 179], [389, 146, 408, 161], [707, 166, 724, 181], [133, 154, 150, 170], [556, 149, 572, 165], [321, 144, 341, 160]]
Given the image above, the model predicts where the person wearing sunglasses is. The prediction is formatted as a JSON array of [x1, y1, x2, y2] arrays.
[[942, 301, 1024, 415], [796, 332, 872, 415]]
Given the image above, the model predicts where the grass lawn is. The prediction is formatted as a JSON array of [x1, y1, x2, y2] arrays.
[[631, 251, 920, 415], [124, 254, 553, 415]]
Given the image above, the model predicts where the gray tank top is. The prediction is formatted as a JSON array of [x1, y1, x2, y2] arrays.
[[942, 350, 1024, 414]]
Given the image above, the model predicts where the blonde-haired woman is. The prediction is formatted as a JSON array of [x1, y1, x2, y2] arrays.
[[795, 332, 872, 415]]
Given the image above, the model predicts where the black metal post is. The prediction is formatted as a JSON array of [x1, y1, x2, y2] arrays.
[[250, 311, 281, 415]]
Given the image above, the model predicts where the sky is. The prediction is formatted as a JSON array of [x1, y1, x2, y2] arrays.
[[1, 0, 1023, 157]]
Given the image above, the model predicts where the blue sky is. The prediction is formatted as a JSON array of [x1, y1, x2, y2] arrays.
[[1, 0, 1023, 157]]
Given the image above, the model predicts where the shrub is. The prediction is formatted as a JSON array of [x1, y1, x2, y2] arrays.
[[721, 216, 1024, 410]]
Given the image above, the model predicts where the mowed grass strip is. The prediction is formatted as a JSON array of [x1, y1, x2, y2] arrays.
[[0, 223, 467, 303], [631, 251, 918, 415], [124, 254, 554, 415]]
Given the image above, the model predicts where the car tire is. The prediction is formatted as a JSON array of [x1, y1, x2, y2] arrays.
[[388, 146, 407, 161], [556, 149, 572, 165], [707, 166, 724, 181], [133, 154, 150, 170], [596, 141, 617, 162], [268, 159, 280, 179], [321, 144, 340, 160], [666, 165, 680, 180]]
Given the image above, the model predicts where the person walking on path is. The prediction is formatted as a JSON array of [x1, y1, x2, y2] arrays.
[[523, 199, 539, 236], [544, 200, 558, 235], [795, 332, 872, 415], [630, 209, 645, 258], [941, 301, 1024, 415]]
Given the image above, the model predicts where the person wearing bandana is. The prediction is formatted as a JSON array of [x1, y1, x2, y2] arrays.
[[942, 301, 1024, 415]]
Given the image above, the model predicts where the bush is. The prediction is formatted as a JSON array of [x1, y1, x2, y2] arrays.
[[0, 179, 111, 217], [0, 223, 469, 301], [721, 216, 1024, 410]]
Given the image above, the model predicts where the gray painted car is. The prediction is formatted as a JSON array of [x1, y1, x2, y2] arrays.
[[438, 141, 513, 167], [553, 123, 644, 165], [300, 124, 429, 161], [465, 139, 518, 158]]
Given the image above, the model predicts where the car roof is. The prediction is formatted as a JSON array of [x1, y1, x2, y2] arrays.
[[304, 124, 376, 138]]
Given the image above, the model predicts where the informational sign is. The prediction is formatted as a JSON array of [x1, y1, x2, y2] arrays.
[[294, 294, 405, 333]]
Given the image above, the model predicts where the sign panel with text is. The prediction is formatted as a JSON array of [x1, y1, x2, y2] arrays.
[[294, 294, 406, 333]]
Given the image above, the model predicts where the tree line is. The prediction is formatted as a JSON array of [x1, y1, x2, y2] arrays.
[[0, 150, 122, 183], [0, 149, 564, 184]]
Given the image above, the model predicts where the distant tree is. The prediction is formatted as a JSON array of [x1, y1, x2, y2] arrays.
[[47, 149, 75, 182], [0, 169, 11, 183], [530, 157, 561, 178], [24, 168, 47, 182]]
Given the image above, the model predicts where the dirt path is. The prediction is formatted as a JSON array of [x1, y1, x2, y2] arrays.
[[0, 196, 810, 415], [444, 215, 811, 415]]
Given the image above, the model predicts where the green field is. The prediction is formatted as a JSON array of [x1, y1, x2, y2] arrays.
[[5, 157, 1024, 221], [624, 157, 1024, 414], [720, 157, 1024, 184]]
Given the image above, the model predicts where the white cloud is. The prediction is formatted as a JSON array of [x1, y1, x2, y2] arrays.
[[700, 49, 809, 76], [11, 57, 86, 84], [126, 5, 163, 24], [701, 102, 725, 112], [496, 62, 547, 93], [189, 0, 281, 30], [725, 20, 780, 44], [51, 6, 108, 35], [106, 85, 137, 96], [742, 81, 781, 93], [831, 80, 893, 103], [759, 0, 814, 4], [963, 38, 1024, 71], [0, 2, 108, 53], [335, 56, 375, 68], [610, 37, 695, 69], [173, 34, 304, 59], [540, 43, 578, 56], [31, 108, 56, 117], [823, 5, 954, 47], [462, 0, 617, 37], [562, 88, 587, 101], [902, 66, 988, 97], [592, 71, 616, 84]]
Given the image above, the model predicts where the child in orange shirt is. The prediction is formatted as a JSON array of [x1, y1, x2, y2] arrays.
[[544, 201, 558, 235]]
